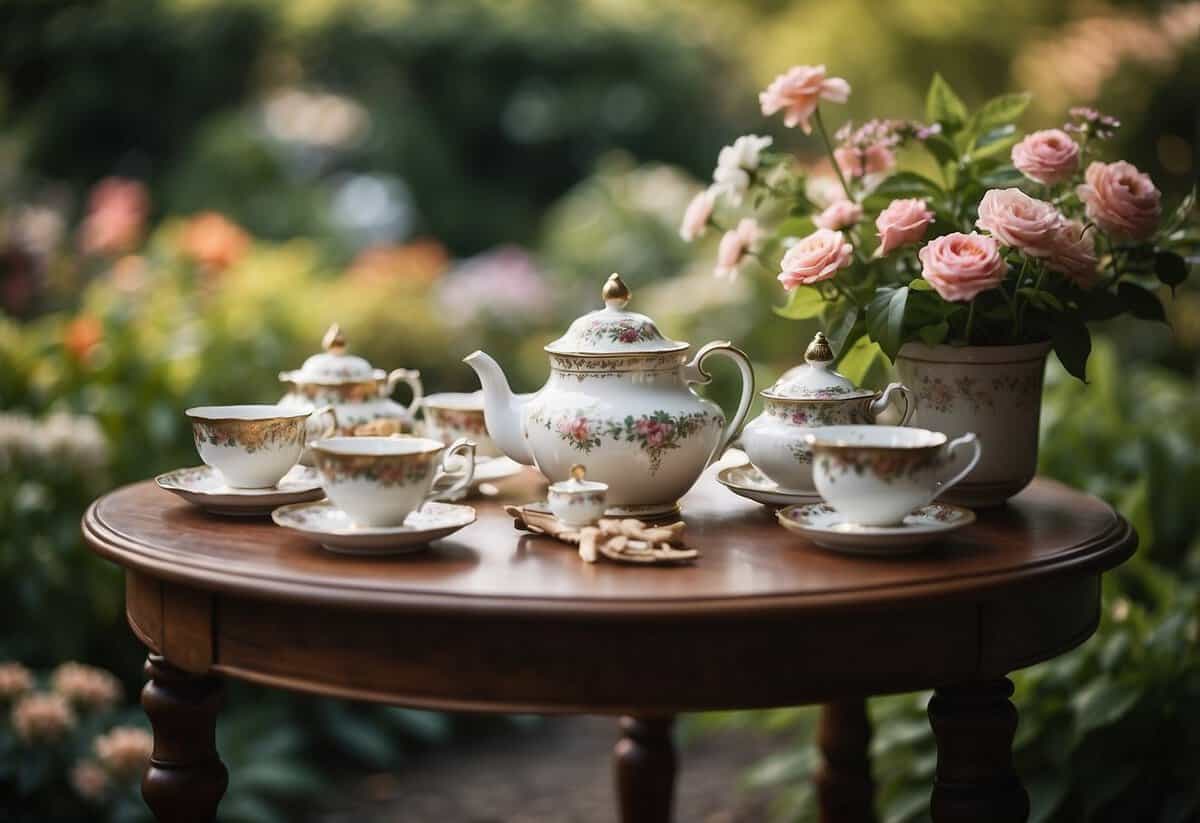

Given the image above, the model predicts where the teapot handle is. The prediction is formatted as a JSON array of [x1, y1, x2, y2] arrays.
[[386, 368, 424, 416], [869, 382, 916, 425], [683, 341, 755, 466]]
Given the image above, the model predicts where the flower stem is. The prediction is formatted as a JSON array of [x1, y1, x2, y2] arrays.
[[814, 108, 853, 202], [964, 298, 977, 345], [1010, 257, 1029, 339]]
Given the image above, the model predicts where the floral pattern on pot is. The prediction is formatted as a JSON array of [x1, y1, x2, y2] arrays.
[[578, 318, 662, 346], [765, 399, 867, 426], [817, 449, 942, 485], [425, 407, 488, 436], [787, 441, 813, 464], [192, 418, 306, 453], [312, 452, 433, 486], [548, 352, 687, 379], [916, 372, 1041, 415], [530, 409, 722, 474]]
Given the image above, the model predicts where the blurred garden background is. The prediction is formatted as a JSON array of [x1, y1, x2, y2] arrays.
[[1, 0, 1198, 820]]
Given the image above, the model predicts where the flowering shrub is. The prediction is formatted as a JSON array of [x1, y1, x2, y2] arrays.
[[680, 68, 1196, 379]]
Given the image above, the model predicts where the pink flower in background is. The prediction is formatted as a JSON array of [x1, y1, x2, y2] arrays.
[[813, 199, 863, 231], [679, 189, 716, 241], [94, 727, 154, 779], [78, 177, 149, 256], [437, 246, 552, 325], [71, 761, 109, 802], [1046, 219, 1099, 288], [714, 218, 762, 280], [875, 198, 935, 255], [759, 65, 850, 133], [1011, 129, 1080, 185], [777, 228, 853, 289], [1076, 160, 1161, 240], [712, 135, 773, 205], [975, 188, 1063, 256], [833, 143, 895, 179], [919, 232, 1007, 302]]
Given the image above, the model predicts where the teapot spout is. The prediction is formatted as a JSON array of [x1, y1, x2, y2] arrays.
[[462, 351, 534, 465]]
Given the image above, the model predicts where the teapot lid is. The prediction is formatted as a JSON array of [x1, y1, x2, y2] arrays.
[[545, 274, 688, 356], [283, 324, 379, 384], [761, 332, 874, 401]]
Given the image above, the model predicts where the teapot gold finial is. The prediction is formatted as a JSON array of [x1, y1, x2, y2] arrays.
[[804, 332, 834, 365], [322, 323, 347, 354], [570, 464, 587, 482], [602, 273, 630, 309]]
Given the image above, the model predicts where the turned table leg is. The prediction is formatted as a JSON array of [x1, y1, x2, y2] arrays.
[[614, 715, 677, 823], [141, 654, 228, 823], [928, 677, 1029, 823], [816, 700, 878, 823]]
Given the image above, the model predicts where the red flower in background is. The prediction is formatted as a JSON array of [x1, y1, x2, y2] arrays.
[[64, 315, 103, 363], [179, 212, 251, 272], [78, 178, 149, 256]]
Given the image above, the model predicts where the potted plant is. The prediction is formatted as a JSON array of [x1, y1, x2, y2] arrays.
[[680, 65, 1195, 505]]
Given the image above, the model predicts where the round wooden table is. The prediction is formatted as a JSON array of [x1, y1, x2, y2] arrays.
[[82, 468, 1134, 823]]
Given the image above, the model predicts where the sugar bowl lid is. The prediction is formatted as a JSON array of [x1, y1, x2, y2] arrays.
[[545, 273, 688, 356], [761, 332, 874, 401], [280, 324, 380, 384]]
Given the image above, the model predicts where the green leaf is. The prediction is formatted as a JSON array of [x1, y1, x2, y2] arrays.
[[970, 92, 1032, 134], [1163, 184, 1196, 235], [968, 129, 1020, 161], [1017, 287, 1064, 312], [921, 133, 959, 168], [824, 304, 861, 357], [837, 335, 886, 385], [908, 278, 934, 292], [925, 72, 968, 130], [866, 286, 909, 361], [1052, 320, 1091, 382], [1079, 288, 1125, 322], [1072, 677, 1141, 736], [1154, 250, 1189, 290], [871, 171, 944, 200], [918, 321, 949, 345], [1117, 281, 1167, 323], [977, 165, 1025, 188], [774, 285, 826, 319]]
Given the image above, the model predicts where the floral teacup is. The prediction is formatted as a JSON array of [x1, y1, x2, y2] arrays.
[[547, 464, 608, 527], [804, 425, 980, 526], [420, 392, 499, 458], [187, 404, 335, 489], [310, 436, 476, 527]]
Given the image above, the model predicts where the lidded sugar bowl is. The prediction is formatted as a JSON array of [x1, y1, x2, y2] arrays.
[[278, 324, 423, 439], [740, 332, 915, 493], [463, 273, 754, 516]]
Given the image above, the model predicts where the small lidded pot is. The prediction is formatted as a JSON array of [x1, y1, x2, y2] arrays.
[[547, 464, 609, 528], [279, 324, 424, 442], [740, 332, 916, 493]]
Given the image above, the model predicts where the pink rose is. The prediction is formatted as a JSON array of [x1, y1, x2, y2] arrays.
[[875, 198, 935, 255], [1046, 219, 1099, 289], [918, 232, 1007, 302], [975, 188, 1063, 257], [833, 143, 895, 179], [813, 199, 863, 231], [78, 177, 149, 255], [1076, 160, 1161, 240], [679, 188, 716, 242], [777, 228, 854, 289], [714, 218, 762, 280], [1011, 129, 1080, 185], [759, 65, 851, 133]]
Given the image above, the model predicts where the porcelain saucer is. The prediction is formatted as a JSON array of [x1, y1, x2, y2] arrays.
[[776, 502, 976, 555], [433, 456, 525, 500], [156, 465, 324, 516], [716, 463, 821, 508], [271, 499, 476, 555]]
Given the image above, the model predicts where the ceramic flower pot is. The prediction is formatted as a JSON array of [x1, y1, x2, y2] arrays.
[[895, 341, 1052, 507]]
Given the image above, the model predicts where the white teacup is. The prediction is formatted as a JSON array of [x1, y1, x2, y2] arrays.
[[310, 436, 476, 527], [187, 404, 335, 489], [805, 425, 981, 527]]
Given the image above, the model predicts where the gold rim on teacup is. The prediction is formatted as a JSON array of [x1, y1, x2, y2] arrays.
[[803, 426, 948, 454], [185, 404, 313, 424], [309, 434, 447, 459]]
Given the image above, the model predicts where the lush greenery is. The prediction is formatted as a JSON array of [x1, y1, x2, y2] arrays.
[[1, 0, 1198, 820]]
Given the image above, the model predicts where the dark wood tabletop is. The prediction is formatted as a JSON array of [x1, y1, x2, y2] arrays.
[[82, 466, 1135, 823]]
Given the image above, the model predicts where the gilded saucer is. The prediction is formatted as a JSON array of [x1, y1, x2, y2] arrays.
[[776, 502, 976, 555], [716, 463, 821, 508], [271, 499, 476, 555], [156, 464, 323, 516]]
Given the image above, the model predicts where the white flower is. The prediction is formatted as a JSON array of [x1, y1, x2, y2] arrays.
[[712, 135, 773, 206]]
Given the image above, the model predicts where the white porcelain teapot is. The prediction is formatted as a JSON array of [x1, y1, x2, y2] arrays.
[[740, 332, 915, 493], [463, 273, 754, 516], [278, 324, 423, 440]]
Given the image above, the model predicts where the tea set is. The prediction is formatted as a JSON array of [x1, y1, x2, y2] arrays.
[[157, 273, 983, 557]]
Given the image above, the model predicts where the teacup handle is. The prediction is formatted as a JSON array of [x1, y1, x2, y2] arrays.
[[869, 382, 916, 426], [311, 406, 339, 442], [683, 340, 755, 466], [426, 437, 476, 503], [387, 368, 424, 416], [934, 433, 982, 501]]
